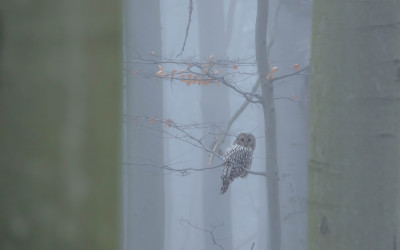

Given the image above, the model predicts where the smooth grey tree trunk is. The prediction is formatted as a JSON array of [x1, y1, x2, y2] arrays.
[[0, 1, 121, 250], [124, 0, 165, 249], [198, 1, 232, 249], [308, 1, 400, 249], [256, 0, 281, 249]]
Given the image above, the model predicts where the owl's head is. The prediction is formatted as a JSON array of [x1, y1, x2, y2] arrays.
[[234, 133, 256, 150]]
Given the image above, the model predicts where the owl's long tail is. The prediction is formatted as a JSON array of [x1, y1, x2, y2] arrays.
[[220, 179, 230, 194]]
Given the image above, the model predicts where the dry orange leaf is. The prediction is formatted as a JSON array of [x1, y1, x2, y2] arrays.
[[199, 80, 210, 85], [165, 119, 173, 127], [156, 71, 164, 77], [180, 74, 186, 78], [150, 118, 156, 123], [209, 54, 214, 65], [178, 69, 185, 73], [294, 64, 300, 71], [232, 65, 238, 70], [292, 94, 297, 99], [214, 69, 220, 74], [171, 69, 177, 74], [271, 67, 279, 73]]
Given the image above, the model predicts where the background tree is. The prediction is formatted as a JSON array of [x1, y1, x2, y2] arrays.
[[308, 1, 400, 249], [255, 0, 282, 248], [123, 0, 165, 249], [198, 1, 234, 249], [270, 0, 312, 249], [0, 1, 121, 249]]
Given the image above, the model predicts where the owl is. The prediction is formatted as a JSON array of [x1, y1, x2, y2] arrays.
[[220, 133, 256, 194]]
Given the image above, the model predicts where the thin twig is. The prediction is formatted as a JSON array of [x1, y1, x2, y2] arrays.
[[242, 167, 268, 177], [271, 65, 310, 83], [274, 95, 308, 102], [125, 162, 224, 176], [180, 218, 225, 250], [128, 116, 268, 177], [133, 115, 223, 159], [177, 0, 193, 57], [124, 161, 267, 178]]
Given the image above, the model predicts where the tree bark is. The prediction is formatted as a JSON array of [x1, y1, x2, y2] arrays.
[[256, 0, 281, 249], [0, 1, 121, 249], [308, 1, 400, 249], [124, 0, 165, 249]]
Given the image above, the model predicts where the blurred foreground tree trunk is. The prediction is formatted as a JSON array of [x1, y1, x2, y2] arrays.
[[308, 1, 400, 249], [0, 1, 121, 250], [198, 0, 232, 249], [124, 0, 165, 249]]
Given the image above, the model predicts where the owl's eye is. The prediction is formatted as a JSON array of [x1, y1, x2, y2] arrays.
[[240, 138, 245, 142], [247, 138, 251, 142]]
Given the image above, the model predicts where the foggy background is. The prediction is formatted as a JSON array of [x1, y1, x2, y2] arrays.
[[123, 0, 312, 249]]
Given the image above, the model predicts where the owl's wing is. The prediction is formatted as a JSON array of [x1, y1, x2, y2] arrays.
[[240, 157, 252, 178], [221, 161, 232, 178], [221, 144, 239, 180]]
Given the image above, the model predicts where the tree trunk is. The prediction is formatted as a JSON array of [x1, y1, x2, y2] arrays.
[[256, 0, 281, 249], [124, 0, 165, 249], [308, 1, 400, 249], [270, 1, 312, 249], [0, 1, 121, 249], [198, 1, 232, 249]]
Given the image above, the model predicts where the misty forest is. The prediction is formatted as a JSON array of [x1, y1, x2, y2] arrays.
[[1, 0, 400, 250]]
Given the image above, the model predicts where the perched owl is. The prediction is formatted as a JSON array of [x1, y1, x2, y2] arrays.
[[220, 133, 256, 194]]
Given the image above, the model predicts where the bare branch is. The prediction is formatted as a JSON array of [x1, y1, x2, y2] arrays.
[[235, 234, 258, 250], [180, 218, 225, 250], [274, 95, 308, 102], [271, 65, 310, 83], [241, 166, 268, 177], [126, 55, 308, 97], [209, 79, 260, 165], [127, 116, 268, 177], [124, 162, 224, 176], [130, 115, 224, 159], [124, 161, 267, 178], [177, 0, 193, 57], [218, 76, 262, 104], [127, 58, 308, 168]]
